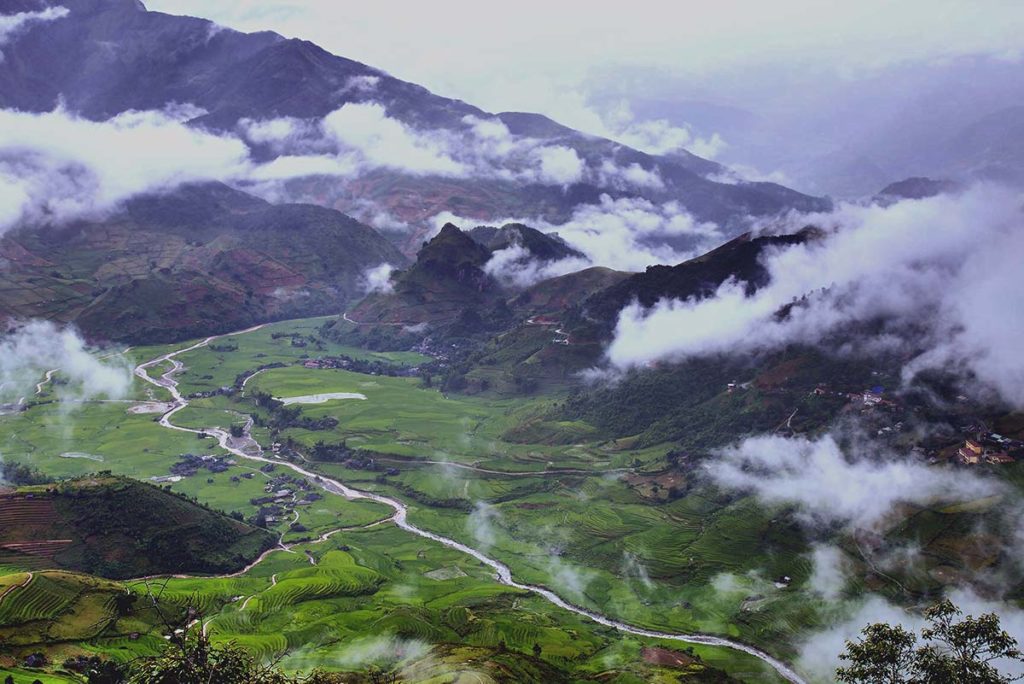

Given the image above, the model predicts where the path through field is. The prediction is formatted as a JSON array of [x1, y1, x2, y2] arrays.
[[134, 326, 807, 684], [0, 572, 33, 606]]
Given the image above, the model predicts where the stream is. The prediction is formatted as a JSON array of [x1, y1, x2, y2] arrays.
[[133, 326, 807, 684]]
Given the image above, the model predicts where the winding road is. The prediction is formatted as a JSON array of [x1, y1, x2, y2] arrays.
[[133, 326, 807, 684]]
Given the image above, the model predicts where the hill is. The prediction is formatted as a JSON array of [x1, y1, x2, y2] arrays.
[[467, 223, 584, 261], [576, 230, 814, 334], [0, 0, 829, 252], [333, 223, 511, 349], [0, 475, 274, 579], [0, 183, 407, 343]]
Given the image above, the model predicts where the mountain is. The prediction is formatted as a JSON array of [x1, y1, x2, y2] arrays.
[[467, 223, 583, 261], [0, 0, 829, 252], [875, 177, 960, 202], [0, 475, 274, 579], [598, 56, 1024, 197], [577, 230, 814, 333], [0, 183, 406, 343], [335, 223, 508, 349], [332, 223, 823, 395]]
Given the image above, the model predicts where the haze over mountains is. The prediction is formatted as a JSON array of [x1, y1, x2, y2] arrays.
[[0, 0, 843, 341], [597, 56, 1024, 197], [2, 2, 1024, 683], [0, 0, 822, 234]]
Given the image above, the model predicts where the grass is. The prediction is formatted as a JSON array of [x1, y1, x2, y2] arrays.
[[6, 315, 1015, 683], [162, 316, 428, 398]]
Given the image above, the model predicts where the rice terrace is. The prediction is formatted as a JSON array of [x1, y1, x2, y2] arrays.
[[2, 1, 1024, 683], [2, 318, 806, 683]]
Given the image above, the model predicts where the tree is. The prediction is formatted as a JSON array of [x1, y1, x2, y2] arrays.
[[837, 599, 1024, 683], [129, 629, 290, 684], [836, 623, 917, 684]]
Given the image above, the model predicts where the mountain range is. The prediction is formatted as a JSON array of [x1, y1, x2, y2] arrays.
[[0, 0, 834, 343]]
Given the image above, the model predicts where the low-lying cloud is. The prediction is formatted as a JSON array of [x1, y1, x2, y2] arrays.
[[708, 434, 1000, 530], [466, 501, 500, 552], [483, 243, 589, 289], [360, 263, 397, 294], [0, 106, 250, 232], [605, 185, 1024, 408], [0, 99, 677, 236], [240, 103, 668, 190], [445, 193, 725, 284], [0, 6, 68, 56], [0, 320, 132, 404], [601, 100, 727, 159]]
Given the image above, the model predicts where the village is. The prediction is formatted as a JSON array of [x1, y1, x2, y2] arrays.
[[728, 376, 1023, 469]]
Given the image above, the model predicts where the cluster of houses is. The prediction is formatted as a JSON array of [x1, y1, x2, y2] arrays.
[[300, 355, 421, 377], [186, 385, 234, 400], [956, 435, 1018, 466], [248, 472, 321, 525], [169, 453, 233, 477]]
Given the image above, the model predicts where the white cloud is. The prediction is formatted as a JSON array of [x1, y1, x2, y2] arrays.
[[532, 145, 584, 185], [807, 545, 850, 601], [549, 195, 722, 271], [322, 102, 467, 176], [483, 243, 589, 288], [360, 263, 397, 294], [604, 185, 1024, 408], [707, 164, 794, 187], [239, 106, 658, 190], [0, 320, 131, 404], [247, 154, 359, 182], [335, 635, 431, 669], [431, 194, 724, 275], [466, 502, 500, 552], [340, 74, 381, 94], [0, 106, 250, 232], [597, 160, 664, 190], [602, 100, 727, 159], [707, 433, 1000, 529], [344, 200, 411, 233], [0, 6, 68, 56]]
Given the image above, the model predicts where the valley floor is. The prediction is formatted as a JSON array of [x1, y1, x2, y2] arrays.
[[3, 315, 1022, 683]]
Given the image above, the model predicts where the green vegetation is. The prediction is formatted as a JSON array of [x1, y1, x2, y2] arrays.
[[0, 184, 407, 344], [0, 476, 273, 578], [4, 315, 1022, 683], [837, 600, 1024, 683]]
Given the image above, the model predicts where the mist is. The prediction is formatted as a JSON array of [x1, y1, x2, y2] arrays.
[[0, 320, 132, 405], [605, 184, 1024, 408], [708, 433, 1001, 530]]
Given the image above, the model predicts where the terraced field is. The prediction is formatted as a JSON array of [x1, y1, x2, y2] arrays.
[[4, 315, 1014, 683]]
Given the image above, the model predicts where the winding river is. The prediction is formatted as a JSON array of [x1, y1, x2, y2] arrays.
[[133, 326, 807, 684]]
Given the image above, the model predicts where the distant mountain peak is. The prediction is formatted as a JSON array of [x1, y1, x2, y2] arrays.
[[875, 177, 960, 202]]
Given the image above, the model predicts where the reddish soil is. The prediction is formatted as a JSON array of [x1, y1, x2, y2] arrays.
[[641, 646, 697, 668]]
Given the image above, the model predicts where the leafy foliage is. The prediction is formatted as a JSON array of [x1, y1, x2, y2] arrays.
[[837, 600, 1024, 683]]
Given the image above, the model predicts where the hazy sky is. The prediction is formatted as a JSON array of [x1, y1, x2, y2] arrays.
[[147, 0, 1024, 134]]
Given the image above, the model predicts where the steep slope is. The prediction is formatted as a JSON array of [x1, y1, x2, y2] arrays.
[[577, 230, 815, 332], [468, 223, 583, 261], [0, 0, 829, 247], [0, 475, 274, 579], [335, 223, 508, 349], [0, 183, 406, 343], [875, 177, 960, 202]]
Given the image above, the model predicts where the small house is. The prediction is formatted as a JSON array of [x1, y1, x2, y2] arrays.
[[957, 446, 981, 465]]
